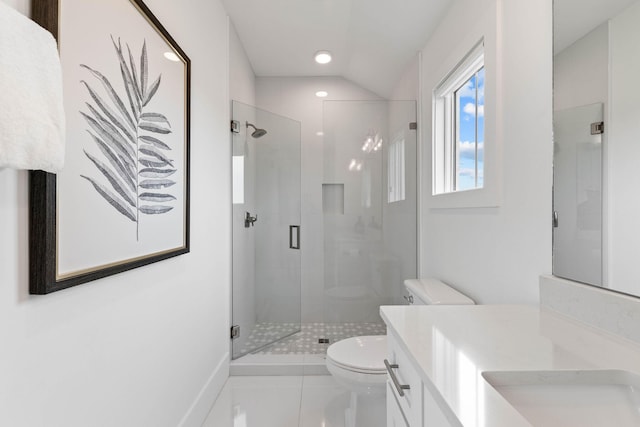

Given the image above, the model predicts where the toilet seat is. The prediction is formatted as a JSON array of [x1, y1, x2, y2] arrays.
[[326, 335, 387, 395], [326, 335, 387, 374]]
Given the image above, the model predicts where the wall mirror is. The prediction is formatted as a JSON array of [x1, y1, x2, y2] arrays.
[[553, 0, 640, 297]]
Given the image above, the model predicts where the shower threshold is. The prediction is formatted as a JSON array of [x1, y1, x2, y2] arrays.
[[230, 322, 386, 376]]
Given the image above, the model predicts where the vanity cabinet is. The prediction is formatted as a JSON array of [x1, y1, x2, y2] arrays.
[[386, 382, 410, 427], [422, 381, 455, 427], [386, 331, 455, 427], [386, 332, 422, 426], [382, 304, 640, 426]]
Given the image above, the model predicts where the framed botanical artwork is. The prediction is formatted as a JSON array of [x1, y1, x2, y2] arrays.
[[29, 0, 190, 294]]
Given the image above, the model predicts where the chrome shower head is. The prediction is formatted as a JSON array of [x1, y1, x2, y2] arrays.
[[246, 122, 267, 138]]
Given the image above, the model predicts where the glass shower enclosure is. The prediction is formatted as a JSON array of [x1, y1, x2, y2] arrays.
[[230, 101, 302, 359], [320, 100, 417, 323]]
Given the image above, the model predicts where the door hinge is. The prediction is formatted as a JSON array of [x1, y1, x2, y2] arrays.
[[231, 120, 240, 133], [409, 122, 417, 130], [230, 325, 240, 339], [590, 121, 604, 135]]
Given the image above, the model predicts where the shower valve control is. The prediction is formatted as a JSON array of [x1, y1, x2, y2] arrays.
[[245, 212, 258, 228]]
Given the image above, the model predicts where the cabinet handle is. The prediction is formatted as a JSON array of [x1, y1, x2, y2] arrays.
[[384, 359, 410, 397]]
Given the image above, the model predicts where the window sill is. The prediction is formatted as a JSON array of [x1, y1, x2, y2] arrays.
[[428, 185, 500, 209]]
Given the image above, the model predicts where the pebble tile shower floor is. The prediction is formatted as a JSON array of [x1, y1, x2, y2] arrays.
[[238, 322, 387, 355]]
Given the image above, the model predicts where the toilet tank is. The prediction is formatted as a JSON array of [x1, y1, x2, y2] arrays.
[[404, 278, 475, 305]]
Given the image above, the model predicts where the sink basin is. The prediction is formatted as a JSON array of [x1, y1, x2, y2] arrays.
[[482, 370, 640, 427]]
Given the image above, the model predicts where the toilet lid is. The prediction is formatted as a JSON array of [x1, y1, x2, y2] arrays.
[[326, 335, 387, 373]]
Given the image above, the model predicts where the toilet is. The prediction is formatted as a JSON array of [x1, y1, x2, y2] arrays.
[[326, 334, 388, 395], [326, 278, 475, 396]]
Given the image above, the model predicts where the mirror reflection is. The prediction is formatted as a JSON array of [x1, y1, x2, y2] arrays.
[[553, 0, 640, 297]]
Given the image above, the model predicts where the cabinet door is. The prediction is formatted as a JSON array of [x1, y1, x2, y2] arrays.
[[423, 381, 455, 427], [387, 333, 423, 426], [387, 382, 410, 427]]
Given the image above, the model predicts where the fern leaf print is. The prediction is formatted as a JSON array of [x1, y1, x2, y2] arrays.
[[80, 36, 175, 241]]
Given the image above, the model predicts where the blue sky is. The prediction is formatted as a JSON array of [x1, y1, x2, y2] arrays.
[[455, 67, 485, 191]]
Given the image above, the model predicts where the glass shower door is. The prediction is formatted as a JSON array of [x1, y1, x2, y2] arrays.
[[553, 103, 603, 286], [231, 101, 301, 359]]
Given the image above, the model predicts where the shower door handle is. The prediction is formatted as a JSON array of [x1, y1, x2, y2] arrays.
[[289, 225, 300, 250]]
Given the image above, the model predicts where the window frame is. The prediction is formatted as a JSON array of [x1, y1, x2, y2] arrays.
[[388, 132, 406, 203], [432, 40, 485, 196]]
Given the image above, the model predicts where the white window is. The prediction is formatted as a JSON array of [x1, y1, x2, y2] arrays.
[[433, 41, 484, 195], [388, 133, 405, 203], [232, 155, 244, 204]]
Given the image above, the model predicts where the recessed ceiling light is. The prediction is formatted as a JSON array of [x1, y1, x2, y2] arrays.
[[314, 50, 332, 64], [316, 131, 324, 136], [315, 90, 328, 98], [164, 51, 180, 62]]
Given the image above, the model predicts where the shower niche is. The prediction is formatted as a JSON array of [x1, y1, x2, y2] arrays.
[[322, 183, 345, 215]]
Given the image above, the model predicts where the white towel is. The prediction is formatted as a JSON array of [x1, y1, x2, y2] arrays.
[[0, 2, 65, 173]]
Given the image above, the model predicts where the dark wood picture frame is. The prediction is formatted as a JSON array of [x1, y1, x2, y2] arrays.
[[29, 0, 191, 294]]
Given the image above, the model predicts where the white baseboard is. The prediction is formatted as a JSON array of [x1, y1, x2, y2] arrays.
[[178, 352, 229, 427]]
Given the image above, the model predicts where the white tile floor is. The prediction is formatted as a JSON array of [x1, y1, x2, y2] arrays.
[[202, 375, 386, 427]]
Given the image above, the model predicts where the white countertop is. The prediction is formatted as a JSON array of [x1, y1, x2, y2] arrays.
[[380, 304, 640, 427]]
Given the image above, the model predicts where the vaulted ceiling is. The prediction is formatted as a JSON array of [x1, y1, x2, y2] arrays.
[[554, 0, 636, 54], [222, 0, 452, 98]]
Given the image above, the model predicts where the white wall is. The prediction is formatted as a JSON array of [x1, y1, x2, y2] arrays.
[[390, 56, 419, 101], [609, 0, 640, 296], [0, 1, 231, 425], [419, 0, 553, 304], [229, 21, 255, 106], [554, 23, 608, 111], [2, 0, 27, 14]]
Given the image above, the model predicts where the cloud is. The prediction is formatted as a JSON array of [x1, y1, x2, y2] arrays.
[[457, 168, 476, 177], [456, 144, 484, 187], [458, 141, 484, 160], [456, 75, 485, 102], [457, 164, 484, 183], [463, 102, 484, 117], [457, 81, 475, 99]]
